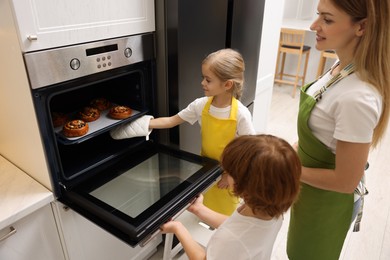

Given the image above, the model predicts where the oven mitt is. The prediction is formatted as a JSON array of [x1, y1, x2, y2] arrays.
[[110, 115, 154, 140]]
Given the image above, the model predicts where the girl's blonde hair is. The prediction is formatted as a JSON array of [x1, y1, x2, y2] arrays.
[[202, 48, 245, 100], [333, 0, 390, 147]]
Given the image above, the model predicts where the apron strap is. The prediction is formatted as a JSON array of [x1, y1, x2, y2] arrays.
[[313, 63, 355, 102], [353, 168, 369, 232]]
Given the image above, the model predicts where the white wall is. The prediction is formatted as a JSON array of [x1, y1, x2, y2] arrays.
[[280, 0, 336, 85], [284, 0, 318, 20], [252, 0, 285, 133]]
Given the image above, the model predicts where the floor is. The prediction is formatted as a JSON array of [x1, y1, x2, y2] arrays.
[[149, 85, 390, 260]]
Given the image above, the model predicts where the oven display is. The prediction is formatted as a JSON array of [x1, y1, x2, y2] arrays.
[[86, 44, 118, 56], [90, 153, 203, 218]]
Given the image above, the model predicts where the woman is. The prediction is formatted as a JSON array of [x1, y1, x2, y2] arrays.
[[287, 0, 390, 259]]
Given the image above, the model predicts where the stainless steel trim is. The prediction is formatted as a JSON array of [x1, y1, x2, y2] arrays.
[[0, 226, 17, 242], [24, 33, 155, 89]]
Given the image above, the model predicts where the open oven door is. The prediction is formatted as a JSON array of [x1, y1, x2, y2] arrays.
[[59, 140, 221, 247]]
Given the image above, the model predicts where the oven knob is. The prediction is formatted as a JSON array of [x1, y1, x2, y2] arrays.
[[70, 58, 80, 70], [124, 48, 132, 58]]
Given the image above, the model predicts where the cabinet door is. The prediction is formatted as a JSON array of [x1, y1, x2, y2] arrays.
[[10, 0, 155, 52], [52, 201, 161, 260], [0, 204, 65, 260]]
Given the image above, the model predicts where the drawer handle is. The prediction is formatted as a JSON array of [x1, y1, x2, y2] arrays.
[[0, 226, 17, 242], [27, 35, 38, 41]]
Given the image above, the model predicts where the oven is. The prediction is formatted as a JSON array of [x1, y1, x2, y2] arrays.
[[24, 32, 221, 247]]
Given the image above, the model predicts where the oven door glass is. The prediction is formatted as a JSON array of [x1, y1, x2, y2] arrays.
[[61, 141, 221, 247], [90, 153, 202, 218]]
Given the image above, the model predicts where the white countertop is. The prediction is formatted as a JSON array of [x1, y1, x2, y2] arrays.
[[0, 155, 54, 230]]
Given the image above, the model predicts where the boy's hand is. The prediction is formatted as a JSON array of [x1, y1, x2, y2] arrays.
[[187, 194, 204, 214], [160, 220, 182, 234]]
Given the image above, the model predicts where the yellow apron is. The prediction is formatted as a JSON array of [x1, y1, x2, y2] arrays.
[[201, 97, 239, 215]]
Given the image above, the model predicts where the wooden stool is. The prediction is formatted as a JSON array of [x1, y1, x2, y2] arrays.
[[274, 28, 311, 98], [316, 50, 338, 77]]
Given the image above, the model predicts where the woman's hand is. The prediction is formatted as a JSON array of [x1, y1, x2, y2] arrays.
[[300, 141, 370, 193]]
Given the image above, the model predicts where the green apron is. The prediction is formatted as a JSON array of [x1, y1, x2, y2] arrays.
[[287, 83, 354, 260]]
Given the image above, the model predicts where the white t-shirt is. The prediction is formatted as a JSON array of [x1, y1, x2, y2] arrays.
[[178, 97, 256, 136], [206, 206, 283, 260], [306, 72, 382, 153]]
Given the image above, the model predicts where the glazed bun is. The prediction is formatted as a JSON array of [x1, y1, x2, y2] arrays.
[[52, 112, 68, 128], [79, 106, 100, 122], [109, 105, 132, 119], [90, 98, 111, 111], [63, 120, 89, 137]]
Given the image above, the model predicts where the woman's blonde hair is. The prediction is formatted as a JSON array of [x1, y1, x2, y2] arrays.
[[202, 48, 245, 100], [221, 135, 302, 218], [333, 0, 390, 147]]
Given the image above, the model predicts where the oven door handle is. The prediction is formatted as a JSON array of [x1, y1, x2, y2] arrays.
[[139, 198, 195, 247]]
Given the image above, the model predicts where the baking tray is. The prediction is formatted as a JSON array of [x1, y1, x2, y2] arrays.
[[54, 108, 147, 145]]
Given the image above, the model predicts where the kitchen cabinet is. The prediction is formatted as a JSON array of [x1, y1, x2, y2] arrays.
[[52, 201, 161, 260], [7, 0, 155, 52], [0, 204, 65, 260]]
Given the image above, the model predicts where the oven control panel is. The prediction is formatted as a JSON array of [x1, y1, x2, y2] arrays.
[[24, 33, 155, 89]]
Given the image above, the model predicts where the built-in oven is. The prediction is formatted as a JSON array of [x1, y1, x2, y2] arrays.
[[24, 33, 221, 247]]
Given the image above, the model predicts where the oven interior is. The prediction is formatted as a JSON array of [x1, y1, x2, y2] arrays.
[[32, 61, 155, 191]]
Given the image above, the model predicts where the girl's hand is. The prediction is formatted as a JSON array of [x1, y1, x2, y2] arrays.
[[217, 173, 229, 189]]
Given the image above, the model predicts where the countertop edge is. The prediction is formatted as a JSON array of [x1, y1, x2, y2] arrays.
[[0, 155, 55, 230]]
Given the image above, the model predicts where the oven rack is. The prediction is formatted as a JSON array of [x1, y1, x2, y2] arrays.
[[54, 108, 148, 145]]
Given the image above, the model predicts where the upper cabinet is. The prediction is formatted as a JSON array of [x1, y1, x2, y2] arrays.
[[9, 0, 155, 52]]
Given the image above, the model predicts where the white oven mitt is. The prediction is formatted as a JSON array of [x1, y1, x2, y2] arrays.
[[110, 115, 154, 140]]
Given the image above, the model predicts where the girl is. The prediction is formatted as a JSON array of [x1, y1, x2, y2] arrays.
[[160, 134, 302, 260], [287, 0, 390, 259], [111, 48, 256, 215]]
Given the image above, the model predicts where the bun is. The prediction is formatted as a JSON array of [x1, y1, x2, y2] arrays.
[[63, 120, 89, 137], [52, 112, 68, 128], [79, 107, 100, 122], [109, 105, 132, 119], [90, 98, 111, 111]]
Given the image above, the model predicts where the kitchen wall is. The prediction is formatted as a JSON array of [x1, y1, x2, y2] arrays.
[[252, 0, 285, 133], [284, 0, 318, 20], [280, 0, 330, 85], [253, 0, 327, 132]]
